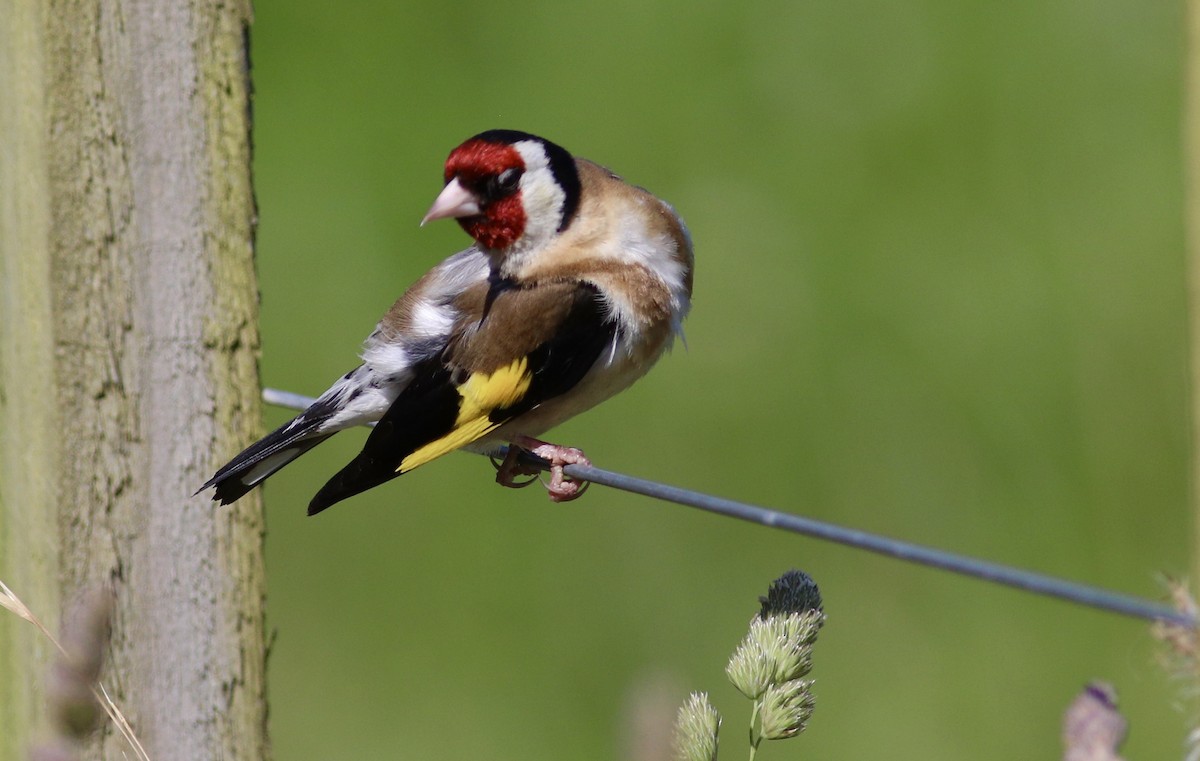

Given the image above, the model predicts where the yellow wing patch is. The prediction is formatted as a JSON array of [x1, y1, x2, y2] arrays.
[[398, 357, 533, 473]]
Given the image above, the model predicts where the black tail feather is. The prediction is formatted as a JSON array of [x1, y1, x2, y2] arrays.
[[209, 435, 331, 504], [200, 406, 336, 504], [307, 447, 403, 515]]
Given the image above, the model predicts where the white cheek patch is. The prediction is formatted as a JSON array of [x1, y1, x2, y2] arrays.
[[510, 140, 567, 250]]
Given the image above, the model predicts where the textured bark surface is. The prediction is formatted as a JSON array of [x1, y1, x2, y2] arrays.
[[0, 1, 269, 759]]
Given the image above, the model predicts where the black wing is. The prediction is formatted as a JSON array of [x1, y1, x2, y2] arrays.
[[307, 282, 617, 514]]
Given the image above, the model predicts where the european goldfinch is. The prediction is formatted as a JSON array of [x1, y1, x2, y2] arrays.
[[200, 130, 694, 514]]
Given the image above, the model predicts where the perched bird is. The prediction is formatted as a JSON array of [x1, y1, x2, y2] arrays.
[[199, 129, 694, 514]]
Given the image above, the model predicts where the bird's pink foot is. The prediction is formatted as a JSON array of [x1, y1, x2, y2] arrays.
[[497, 435, 592, 502]]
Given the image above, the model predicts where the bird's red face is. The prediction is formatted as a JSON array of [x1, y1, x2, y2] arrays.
[[423, 131, 582, 255], [428, 138, 527, 250]]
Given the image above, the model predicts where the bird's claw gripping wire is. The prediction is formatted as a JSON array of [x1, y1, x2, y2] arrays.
[[491, 450, 538, 488], [494, 436, 592, 502]]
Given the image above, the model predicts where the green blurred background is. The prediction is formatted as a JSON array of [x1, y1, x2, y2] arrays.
[[249, 0, 1189, 758]]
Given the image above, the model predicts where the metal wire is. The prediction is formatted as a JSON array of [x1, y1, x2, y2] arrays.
[[262, 387, 1194, 627]]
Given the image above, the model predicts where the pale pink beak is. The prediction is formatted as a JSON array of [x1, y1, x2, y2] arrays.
[[421, 178, 482, 226]]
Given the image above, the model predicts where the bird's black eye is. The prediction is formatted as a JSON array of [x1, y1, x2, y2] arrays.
[[490, 168, 523, 197]]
